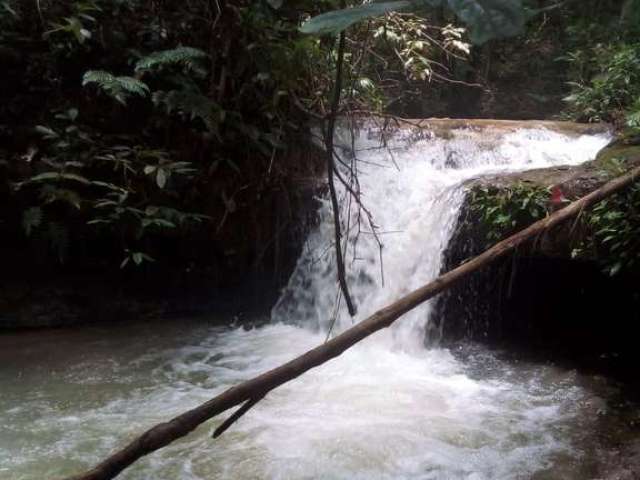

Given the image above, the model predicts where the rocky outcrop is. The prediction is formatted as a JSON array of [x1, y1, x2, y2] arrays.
[[433, 132, 640, 381]]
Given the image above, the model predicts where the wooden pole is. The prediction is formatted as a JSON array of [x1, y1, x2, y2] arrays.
[[65, 165, 640, 480]]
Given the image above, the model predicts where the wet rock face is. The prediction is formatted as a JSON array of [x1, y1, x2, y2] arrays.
[[433, 137, 640, 382]]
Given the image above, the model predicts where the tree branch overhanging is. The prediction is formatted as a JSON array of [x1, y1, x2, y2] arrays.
[[64, 165, 640, 480], [325, 28, 357, 317]]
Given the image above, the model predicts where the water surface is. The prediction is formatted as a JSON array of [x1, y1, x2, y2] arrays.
[[2, 125, 633, 480]]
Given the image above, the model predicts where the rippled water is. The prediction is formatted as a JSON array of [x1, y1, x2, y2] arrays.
[[0, 321, 633, 480], [2, 124, 633, 480]]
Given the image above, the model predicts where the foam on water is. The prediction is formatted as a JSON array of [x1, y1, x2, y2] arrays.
[[274, 126, 610, 349], [0, 125, 613, 480]]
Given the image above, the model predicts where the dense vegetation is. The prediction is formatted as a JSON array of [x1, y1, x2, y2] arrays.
[[1, 0, 334, 297], [465, 0, 640, 277], [470, 141, 640, 278], [1, 0, 639, 303], [0, 1, 478, 276], [562, 0, 640, 125]]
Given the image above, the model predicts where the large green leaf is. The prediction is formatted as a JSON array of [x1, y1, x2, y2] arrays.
[[301, 0, 525, 44], [300, 1, 413, 36], [445, 0, 525, 44]]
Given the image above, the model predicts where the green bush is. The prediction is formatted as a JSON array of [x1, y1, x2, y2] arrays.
[[0, 0, 332, 270], [563, 42, 640, 124], [471, 174, 640, 277], [470, 183, 550, 242], [583, 183, 640, 276]]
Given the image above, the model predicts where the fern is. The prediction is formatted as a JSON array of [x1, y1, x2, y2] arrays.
[[152, 90, 223, 132], [135, 47, 208, 77], [82, 70, 149, 105]]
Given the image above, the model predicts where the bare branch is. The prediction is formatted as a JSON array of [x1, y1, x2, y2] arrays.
[[325, 29, 357, 317]]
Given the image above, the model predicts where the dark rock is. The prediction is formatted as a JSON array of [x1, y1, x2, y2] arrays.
[[432, 136, 640, 385]]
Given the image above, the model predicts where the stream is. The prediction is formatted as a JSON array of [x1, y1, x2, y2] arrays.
[[2, 122, 639, 480]]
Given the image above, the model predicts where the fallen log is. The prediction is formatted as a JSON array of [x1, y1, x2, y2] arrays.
[[65, 165, 640, 480]]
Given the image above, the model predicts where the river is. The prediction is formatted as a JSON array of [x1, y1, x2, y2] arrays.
[[2, 122, 638, 479]]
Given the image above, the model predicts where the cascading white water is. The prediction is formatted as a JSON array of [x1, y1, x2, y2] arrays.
[[274, 124, 610, 349], [0, 123, 617, 480]]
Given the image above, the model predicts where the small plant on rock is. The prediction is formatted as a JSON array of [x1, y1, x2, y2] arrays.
[[470, 182, 550, 242]]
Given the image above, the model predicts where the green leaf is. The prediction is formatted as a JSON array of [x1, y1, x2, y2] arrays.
[[301, 0, 525, 44], [300, 1, 413, 36], [35, 125, 59, 139], [609, 262, 622, 276], [123, 251, 155, 268], [135, 47, 208, 77], [152, 90, 222, 132], [40, 186, 83, 209], [92, 181, 128, 193], [17, 172, 91, 188], [156, 168, 167, 188], [67, 108, 79, 121], [88, 218, 112, 225], [82, 70, 149, 105]]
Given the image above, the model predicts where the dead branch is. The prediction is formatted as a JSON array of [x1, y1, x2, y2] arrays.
[[325, 28, 357, 317]]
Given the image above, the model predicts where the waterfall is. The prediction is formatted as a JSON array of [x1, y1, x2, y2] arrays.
[[273, 122, 610, 350], [2, 121, 618, 480]]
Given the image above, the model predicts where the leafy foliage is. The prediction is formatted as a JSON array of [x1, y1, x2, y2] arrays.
[[373, 14, 470, 82], [581, 183, 640, 276], [120, 249, 155, 269], [570, 156, 640, 276], [152, 90, 223, 133], [472, 173, 640, 277], [301, 0, 526, 44], [12, 106, 206, 266], [627, 104, 640, 129], [470, 183, 550, 241], [0, 0, 335, 273], [82, 71, 150, 105], [561, 1, 640, 125], [135, 47, 208, 77], [300, 1, 414, 36], [2, 0, 635, 283], [563, 43, 640, 124]]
